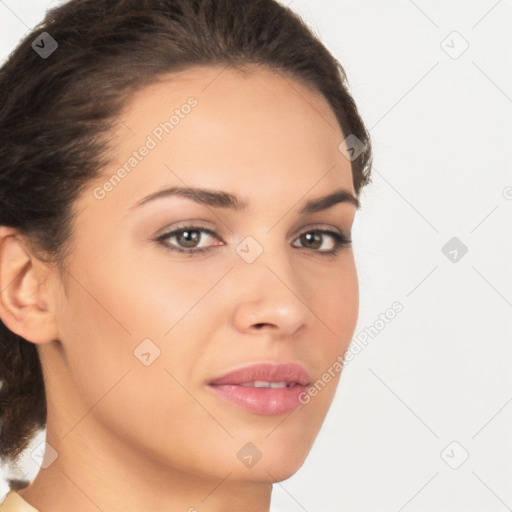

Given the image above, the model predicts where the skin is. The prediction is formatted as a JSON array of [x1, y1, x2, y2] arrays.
[[0, 64, 359, 512]]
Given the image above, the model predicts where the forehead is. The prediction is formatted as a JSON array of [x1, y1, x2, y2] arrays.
[[120, 63, 339, 127], [85, 64, 354, 214], [115, 64, 344, 154]]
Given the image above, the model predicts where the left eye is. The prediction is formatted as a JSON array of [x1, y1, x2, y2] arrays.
[[292, 229, 350, 253], [154, 225, 351, 256]]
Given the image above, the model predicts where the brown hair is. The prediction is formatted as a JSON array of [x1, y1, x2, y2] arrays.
[[0, 0, 373, 488]]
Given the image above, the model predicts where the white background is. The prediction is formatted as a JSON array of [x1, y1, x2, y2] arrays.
[[1, 1, 511, 511]]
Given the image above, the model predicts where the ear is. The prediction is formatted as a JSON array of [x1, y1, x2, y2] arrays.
[[0, 226, 60, 344]]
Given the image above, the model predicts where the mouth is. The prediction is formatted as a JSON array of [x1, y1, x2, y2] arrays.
[[207, 362, 311, 416]]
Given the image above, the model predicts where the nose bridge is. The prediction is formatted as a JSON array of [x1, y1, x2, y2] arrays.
[[234, 231, 295, 288], [229, 231, 310, 333]]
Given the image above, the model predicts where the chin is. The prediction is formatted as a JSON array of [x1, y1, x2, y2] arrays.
[[227, 460, 307, 484], [230, 439, 312, 483]]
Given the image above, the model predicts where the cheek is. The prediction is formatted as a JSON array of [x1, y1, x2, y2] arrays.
[[55, 279, 135, 410], [55, 272, 209, 459], [308, 256, 359, 345], [56, 249, 213, 413]]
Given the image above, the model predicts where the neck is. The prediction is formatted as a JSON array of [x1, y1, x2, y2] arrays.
[[18, 413, 273, 512]]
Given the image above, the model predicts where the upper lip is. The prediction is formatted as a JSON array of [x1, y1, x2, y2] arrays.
[[208, 362, 311, 386]]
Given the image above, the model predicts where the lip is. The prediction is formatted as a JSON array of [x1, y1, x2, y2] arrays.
[[208, 362, 311, 386], [207, 362, 312, 416]]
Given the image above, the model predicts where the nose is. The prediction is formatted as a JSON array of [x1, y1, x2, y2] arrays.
[[230, 246, 311, 338]]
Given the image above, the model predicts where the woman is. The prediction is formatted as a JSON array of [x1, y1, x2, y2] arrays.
[[0, 0, 373, 510]]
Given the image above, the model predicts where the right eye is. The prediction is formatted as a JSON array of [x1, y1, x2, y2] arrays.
[[154, 225, 224, 255]]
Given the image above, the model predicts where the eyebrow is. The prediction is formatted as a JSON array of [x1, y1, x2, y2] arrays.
[[128, 185, 360, 214]]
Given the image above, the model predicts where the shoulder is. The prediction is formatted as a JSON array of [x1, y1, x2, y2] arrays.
[[0, 490, 40, 512]]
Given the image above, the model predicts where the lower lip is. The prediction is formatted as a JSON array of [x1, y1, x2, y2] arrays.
[[207, 383, 308, 415]]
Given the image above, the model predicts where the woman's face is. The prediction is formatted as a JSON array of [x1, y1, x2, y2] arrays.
[[46, 64, 359, 483]]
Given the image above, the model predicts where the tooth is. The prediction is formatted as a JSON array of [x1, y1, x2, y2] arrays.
[[238, 381, 290, 388], [253, 380, 271, 388]]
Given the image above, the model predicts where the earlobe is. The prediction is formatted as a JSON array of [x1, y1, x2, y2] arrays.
[[0, 226, 59, 345]]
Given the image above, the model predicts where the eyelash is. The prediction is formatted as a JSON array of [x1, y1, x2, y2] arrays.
[[154, 224, 352, 258]]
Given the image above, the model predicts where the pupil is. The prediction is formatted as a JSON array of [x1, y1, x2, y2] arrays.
[[302, 232, 321, 249], [179, 230, 199, 248]]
